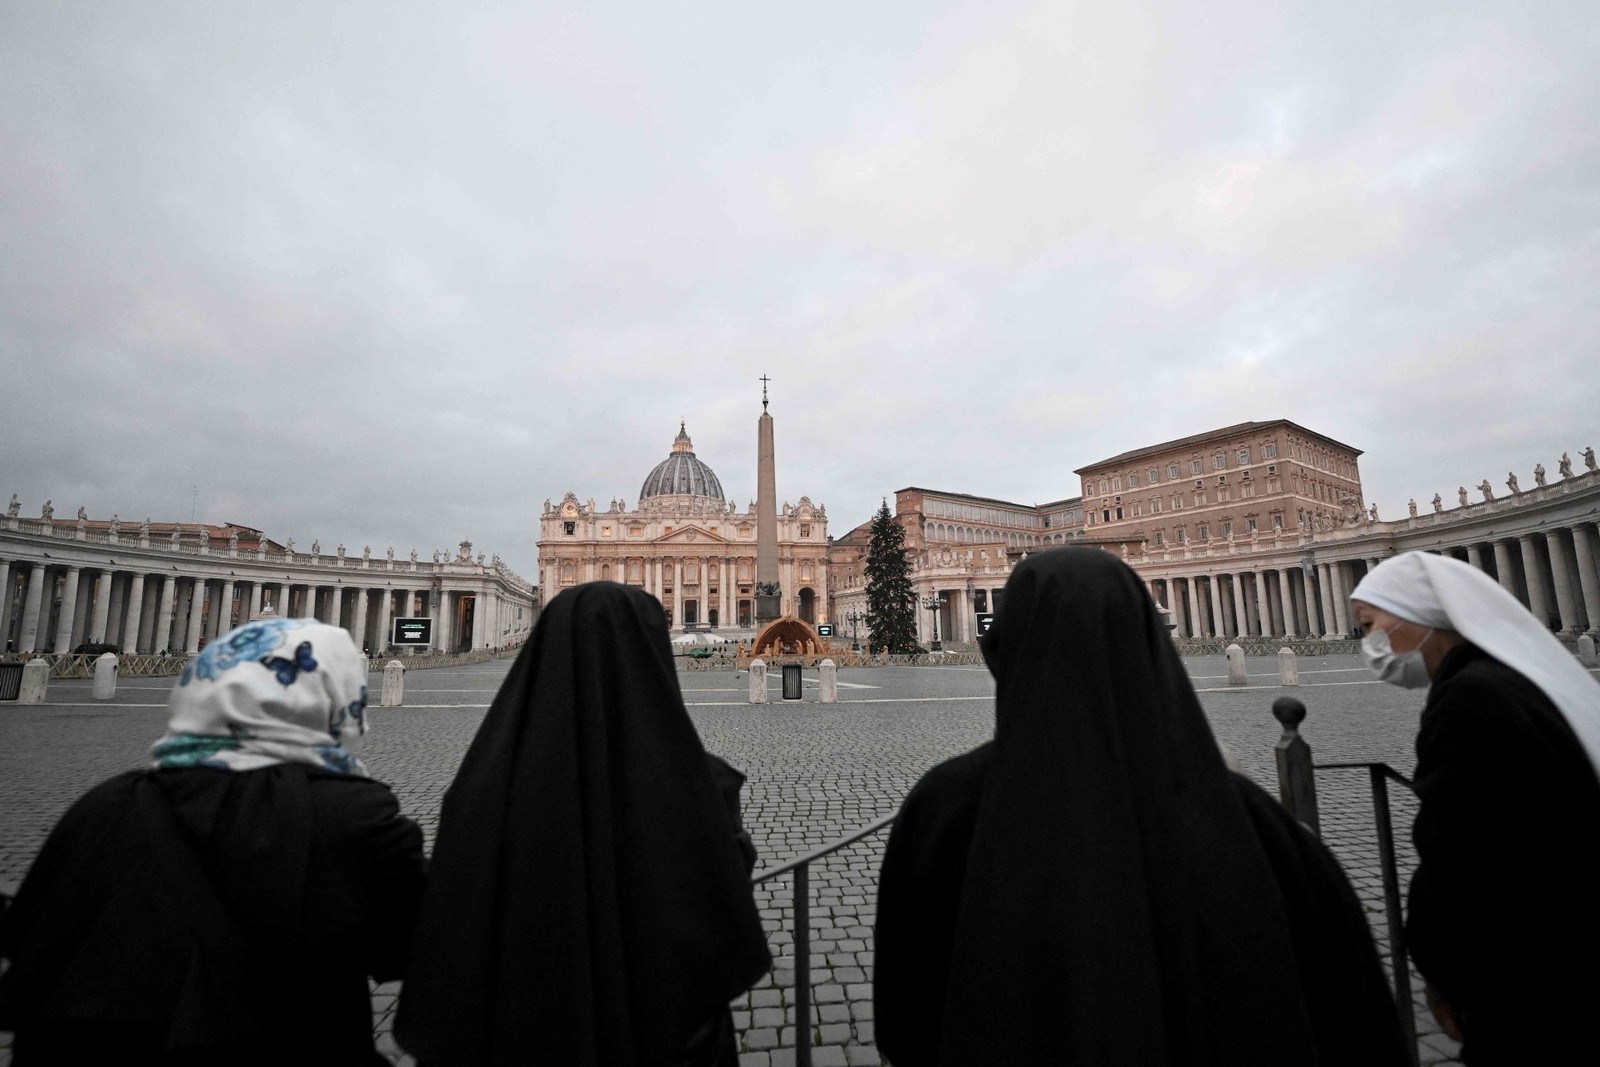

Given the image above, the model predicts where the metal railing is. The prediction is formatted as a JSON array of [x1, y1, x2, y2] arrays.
[[750, 811, 897, 1067], [1275, 696, 1421, 1067]]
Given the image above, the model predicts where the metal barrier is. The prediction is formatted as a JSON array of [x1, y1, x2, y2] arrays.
[[0, 662, 23, 700], [750, 811, 897, 1067], [1275, 697, 1421, 1067]]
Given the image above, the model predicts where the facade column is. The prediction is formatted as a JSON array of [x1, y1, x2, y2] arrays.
[[672, 571, 682, 630], [1216, 576, 1235, 637], [70, 573, 93, 649], [54, 567, 83, 652], [184, 578, 207, 654], [1314, 563, 1336, 638], [1518, 535, 1553, 626], [1253, 572, 1272, 637], [106, 573, 127, 645], [374, 589, 392, 653], [19, 563, 47, 652], [248, 582, 263, 621], [1546, 532, 1581, 633], [1329, 562, 1350, 637], [1569, 524, 1600, 634], [434, 588, 450, 652], [154, 576, 176, 654], [216, 579, 236, 637], [1277, 569, 1297, 637], [1492, 540, 1519, 599], [471, 591, 487, 649], [1466, 543, 1485, 572], [0, 561, 12, 650], [308, 585, 322, 622], [333, 586, 348, 629], [89, 572, 114, 639], [124, 573, 147, 654]]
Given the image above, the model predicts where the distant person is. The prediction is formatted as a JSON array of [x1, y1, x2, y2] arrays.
[[1350, 551, 1600, 1064], [0, 619, 425, 1065], [875, 548, 1406, 1066], [396, 582, 769, 1066]]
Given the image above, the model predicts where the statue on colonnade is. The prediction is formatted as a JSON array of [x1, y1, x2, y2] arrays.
[[1559, 453, 1574, 478], [1585, 446, 1597, 471], [1478, 480, 1495, 502], [7, 494, 18, 517], [1534, 463, 1546, 487], [41, 500, 53, 521], [1408, 499, 1418, 518], [1457, 487, 1469, 507], [1505, 472, 1520, 495]]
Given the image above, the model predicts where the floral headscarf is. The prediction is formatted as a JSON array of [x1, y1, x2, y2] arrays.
[[152, 618, 370, 776]]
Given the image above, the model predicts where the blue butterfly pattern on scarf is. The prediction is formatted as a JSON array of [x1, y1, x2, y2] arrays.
[[181, 617, 306, 685], [261, 641, 319, 686]]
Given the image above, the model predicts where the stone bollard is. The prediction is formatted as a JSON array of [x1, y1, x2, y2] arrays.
[[818, 659, 837, 704], [748, 659, 768, 704], [1226, 643, 1246, 686], [19, 660, 50, 705], [1273, 697, 1320, 836], [1580, 634, 1598, 669], [1278, 647, 1300, 686], [92, 652, 118, 700], [380, 660, 405, 707]]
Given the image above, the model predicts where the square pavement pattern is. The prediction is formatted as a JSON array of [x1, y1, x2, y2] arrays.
[[0, 655, 1471, 1066]]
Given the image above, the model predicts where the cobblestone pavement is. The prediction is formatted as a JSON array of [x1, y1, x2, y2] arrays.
[[0, 655, 1479, 1066]]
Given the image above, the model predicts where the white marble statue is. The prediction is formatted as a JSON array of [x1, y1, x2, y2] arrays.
[[410, 549, 418, 563], [386, 547, 394, 562], [1506, 471, 1520, 495], [1478, 479, 1495, 502], [362, 545, 370, 561], [41, 500, 53, 521], [199, 526, 210, 544], [140, 517, 151, 535], [1559, 452, 1574, 478], [170, 528, 181, 546], [311, 540, 321, 556], [109, 514, 120, 534], [1432, 493, 1444, 513], [1533, 463, 1546, 487], [76, 505, 87, 523], [6, 494, 18, 517], [337, 543, 346, 559], [1458, 486, 1469, 507], [228, 530, 239, 551], [1585, 446, 1597, 471], [1368, 503, 1379, 522], [1408, 498, 1418, 518]]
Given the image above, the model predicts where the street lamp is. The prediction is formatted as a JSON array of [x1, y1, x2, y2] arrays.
[[845, 609, 865, 651], [921, 591, 945, 651]]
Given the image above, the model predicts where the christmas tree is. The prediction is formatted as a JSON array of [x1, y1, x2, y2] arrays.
[[865, 499, 918, 653]]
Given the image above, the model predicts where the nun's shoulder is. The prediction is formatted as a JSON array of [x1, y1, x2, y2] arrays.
[[901, 743, 994, 814]]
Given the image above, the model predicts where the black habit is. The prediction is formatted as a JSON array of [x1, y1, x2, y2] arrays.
[[1406, 643, 1600, 1064], [394, 581, 770, 1067], [874, 547, 1407, 1066], [0, 765, 426, 1066]]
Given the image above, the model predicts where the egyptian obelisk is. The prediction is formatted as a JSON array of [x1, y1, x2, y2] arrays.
[[755, 376, 781, 626]]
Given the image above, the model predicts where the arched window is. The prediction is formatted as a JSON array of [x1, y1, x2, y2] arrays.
[[601, 563, 612, 580]]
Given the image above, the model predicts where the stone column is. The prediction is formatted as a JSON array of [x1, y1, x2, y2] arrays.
[[0, 560, 12, 650], [19, 563, 47, 652], [1206, 577, 1225, 637], [107, 573, 128, 646], [1466, 543, 1485, 572], [124, 573, 146, 654], [184, 578, 207, 654], [1276, 569, 1297, 637], [1314, 563, 1336, 638], [1569, 524, 1600, 634], [1215, 576, 1235, 637], [334, 587, 350, 629], [352, 588, 371, 650], [1253, 572, 1272, 637], [434, 588, 449, 651], [1546, 532, 1581, 633], [375, 588, 393, 653], [1518, 535, 1552, 625], [1329, 563, 1350, 637], [216, 579, 236, 637], [248, 582, 262, 620], [86, 571, 112, 644], [1184, 577, 1203, 637], [471, 592, 487, 649], [69, 572, 93, 649], [153, 576, 176, 653], [54, 567, 83, 652], [1491, 540, 1519, 599]]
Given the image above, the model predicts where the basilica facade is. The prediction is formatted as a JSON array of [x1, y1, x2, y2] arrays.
[[537, 424, 828, 631]]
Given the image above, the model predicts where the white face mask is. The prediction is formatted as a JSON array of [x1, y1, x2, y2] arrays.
[[1361, 626, 1433, 689]]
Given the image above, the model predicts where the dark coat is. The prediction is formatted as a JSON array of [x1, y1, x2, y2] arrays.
[[394, 581, 770, 1067], [0, 764, 426, 1066], [1406, 643, 1600, 1064], [874, 547, 1407, 1066]]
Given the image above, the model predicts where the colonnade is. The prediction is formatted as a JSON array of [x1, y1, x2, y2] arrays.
[[1142, 520, 1600, 638]]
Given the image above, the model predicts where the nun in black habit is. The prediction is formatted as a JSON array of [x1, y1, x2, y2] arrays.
[[395, 581, 770, 1067], [0, 619, 426, 1066], [874, 548, 1407, 1067]]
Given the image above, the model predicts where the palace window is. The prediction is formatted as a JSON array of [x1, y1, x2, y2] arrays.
[[1127, 471, 1139, 487], [1175, 528, 1187, 543], [1148, 467, 1159, 483], [1221, 520, 1232, 537], [1263, 441, 1277, 459], [1213, 453, 1227, 470], [1168, 463, 1181, 479], [1240, 469, 1251, 480], [1084, 479, 1094, 496], [1197, 523, 1209, 540], [1132, 502, 1142, 516], [1217, 474, 1227, 485], [800, 523, 811, 537], [563, 522, 576, 536], [1190, 459, 1203, 475], [1153, 530, 1164, 546], [1246, 517, 1258, 532], [601, 525, 612, 537], [1100, 478, 1110, 494], [1237, 447, 1250, 463], [1195, 491, 1207, 506], [1273, 514, 1285, 530], [1151, 497, 1161, 513]]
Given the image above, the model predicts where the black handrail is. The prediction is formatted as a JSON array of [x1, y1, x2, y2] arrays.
[[750, 811, 897, 1067]]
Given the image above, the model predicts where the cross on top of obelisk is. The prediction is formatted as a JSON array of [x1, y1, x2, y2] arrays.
[[760, 374, 770, 411]]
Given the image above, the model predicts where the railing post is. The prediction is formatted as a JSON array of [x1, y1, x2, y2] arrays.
[[1369, 767, 1419, 1066], [793, 861, 811, 1067], [1272, 697, 1320, 836]]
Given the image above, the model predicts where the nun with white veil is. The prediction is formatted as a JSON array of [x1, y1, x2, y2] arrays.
[[1350, 551, 1600, 1066]]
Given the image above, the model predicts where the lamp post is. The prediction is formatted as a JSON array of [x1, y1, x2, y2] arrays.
[[845, 609, 864, 651], [921, 591, 945, 651]]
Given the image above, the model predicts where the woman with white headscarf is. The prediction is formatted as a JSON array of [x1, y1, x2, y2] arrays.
[[1350, 551, 1600, 1065], [0, 618, 426, 1065]]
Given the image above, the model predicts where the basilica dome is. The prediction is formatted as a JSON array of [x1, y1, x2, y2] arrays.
[[639, 423, 725, 502]]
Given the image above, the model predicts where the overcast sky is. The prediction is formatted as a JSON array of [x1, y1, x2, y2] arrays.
[[4, 1, 1596, 579]]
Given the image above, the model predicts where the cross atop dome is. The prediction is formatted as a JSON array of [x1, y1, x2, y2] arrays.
[[672, 421, 693, 453]]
